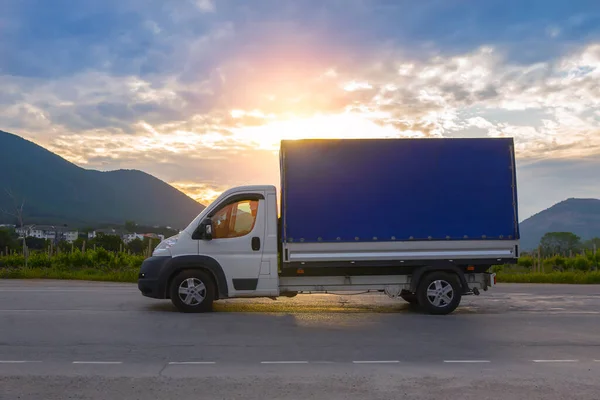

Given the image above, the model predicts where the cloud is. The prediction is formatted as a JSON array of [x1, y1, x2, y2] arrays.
[[193, 0, 215, 13], [2, 0, 600, 218]]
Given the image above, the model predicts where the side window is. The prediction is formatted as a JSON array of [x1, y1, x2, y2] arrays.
[[211, 199, 259, 239]]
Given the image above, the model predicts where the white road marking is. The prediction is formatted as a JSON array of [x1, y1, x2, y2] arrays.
[[261, 361, 309, 364], [523, 311, 600, 314], [72, 361, 123, 364], [532, 360, 578, 363], [352, 360, 400, 364], [0, 360, 42, 364], [444, 360, 491, 363], [168, 362, 216, 365], [0, 289, 135, 293]]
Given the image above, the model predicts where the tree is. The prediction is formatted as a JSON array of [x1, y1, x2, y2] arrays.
[[25, 237, 48, 250], [125, 220, 137, 233], [0, 188, 27, 264], [93, 232, 124, 252], [539, 232, 581, 256], [583, 238, 600, 251], [0, 228, 18, 253], [127, 238, 145, 254]]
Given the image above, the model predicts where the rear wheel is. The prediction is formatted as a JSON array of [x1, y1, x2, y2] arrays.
[[169, 269, 215, 313], [416, 271, 462, 315]]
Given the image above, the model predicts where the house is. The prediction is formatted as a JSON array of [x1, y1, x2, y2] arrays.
[[143, 233, 165, 242], [88, 228, 126, 239], [16, 225, 79, 243], [123, 233, 145, 243], [122, 233, 165, 243]]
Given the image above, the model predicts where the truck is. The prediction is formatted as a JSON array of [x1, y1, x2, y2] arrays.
[[138, 137, 520, 315]]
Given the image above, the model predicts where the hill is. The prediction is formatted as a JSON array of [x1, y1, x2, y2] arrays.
[[0, 130, 205, 229], [519, 198, 600, 250]]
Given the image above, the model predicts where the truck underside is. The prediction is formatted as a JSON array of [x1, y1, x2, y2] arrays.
[[272, 239, 510, 313]]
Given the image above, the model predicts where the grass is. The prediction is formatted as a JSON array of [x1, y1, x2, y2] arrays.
[[497, 271, 600, 284], [0, 267, 138, 283]]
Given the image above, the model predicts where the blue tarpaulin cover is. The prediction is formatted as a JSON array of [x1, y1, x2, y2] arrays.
[[279, 138, 519, 243]]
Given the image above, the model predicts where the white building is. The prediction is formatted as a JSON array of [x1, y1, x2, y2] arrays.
[[63, 230, 79, 243], [123, 233, 145, 243], [17, 225, 78, 243], [88, 228, 124, 239]]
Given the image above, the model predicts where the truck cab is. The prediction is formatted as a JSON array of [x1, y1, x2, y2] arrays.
[[138, 185, 281, 311]]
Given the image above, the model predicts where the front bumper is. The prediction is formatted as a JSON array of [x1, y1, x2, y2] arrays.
[[137, 256, 172, 299]]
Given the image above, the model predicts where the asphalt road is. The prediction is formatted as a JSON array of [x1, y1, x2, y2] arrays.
[[1, 280, 599, 399]]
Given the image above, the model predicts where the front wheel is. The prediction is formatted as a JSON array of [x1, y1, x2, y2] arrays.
[[416, 272, 462, 315], [169, 270, 215, 313]]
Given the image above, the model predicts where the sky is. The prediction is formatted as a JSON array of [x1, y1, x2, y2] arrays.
[[1, 0, 600, 220]]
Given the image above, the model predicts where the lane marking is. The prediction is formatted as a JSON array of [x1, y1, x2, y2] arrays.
[[532, 360, 578, 363], [0, 289, 136, 293], [261, 361, 309, 364], [353, 360, 400, 364], [444, 360, 491, 363], [72, 361, 123, 364], [168, 362, 216, 365], [0, 360, 42, 364]]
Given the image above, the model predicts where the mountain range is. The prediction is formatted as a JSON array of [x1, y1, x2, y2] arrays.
[[0, 130, 204, 229], [518, 198, 600, 250], [1, 130, 599, 248]]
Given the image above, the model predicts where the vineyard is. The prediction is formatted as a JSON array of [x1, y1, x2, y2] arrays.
[[1, 246, 599, 284], [0, 248, 145, 282]]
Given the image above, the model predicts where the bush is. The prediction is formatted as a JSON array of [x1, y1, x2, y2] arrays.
[[497, 271, 600, 284], [566, 255, 592, 271], [490, 265, 504, 273], [543, 255, 568, 272], [517, 256, 534, 270]]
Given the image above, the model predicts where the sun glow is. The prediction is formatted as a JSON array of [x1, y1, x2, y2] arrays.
[[229, 112, 403, 150]]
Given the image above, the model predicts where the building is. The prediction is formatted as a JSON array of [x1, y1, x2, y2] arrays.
[[16, 225, 79, 243], [88, 228, 126, 239], [123, 233, 145, 243]]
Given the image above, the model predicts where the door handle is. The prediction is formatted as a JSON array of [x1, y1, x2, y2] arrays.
[[251, 237, 261, 251]]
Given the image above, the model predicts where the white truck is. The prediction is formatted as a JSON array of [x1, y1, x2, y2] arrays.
[[138, 138, 519, 315]]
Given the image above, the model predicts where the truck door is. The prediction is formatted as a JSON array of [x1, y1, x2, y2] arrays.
[[199, 194, 267, 296]]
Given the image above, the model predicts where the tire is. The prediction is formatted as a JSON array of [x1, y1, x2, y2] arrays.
[[400, 291, 419, 305], [169, 269, 215, 313], [416, 271, 462, 315]]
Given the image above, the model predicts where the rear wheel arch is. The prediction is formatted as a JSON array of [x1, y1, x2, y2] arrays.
[[409, 265, 468, 294]]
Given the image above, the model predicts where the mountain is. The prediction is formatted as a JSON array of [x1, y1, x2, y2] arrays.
[[0, 130, 205, 229], [519, 198, 600, 250]]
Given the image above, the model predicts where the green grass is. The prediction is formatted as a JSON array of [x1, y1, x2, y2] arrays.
[[497, 271, 600, 284], [0, 267, 138, 283]]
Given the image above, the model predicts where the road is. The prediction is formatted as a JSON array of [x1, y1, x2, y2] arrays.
[[1, 280, 599, 399]]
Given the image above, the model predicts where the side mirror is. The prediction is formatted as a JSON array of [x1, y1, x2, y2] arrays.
[[203, 220, 213, 240], [192, 218, 213, 240]]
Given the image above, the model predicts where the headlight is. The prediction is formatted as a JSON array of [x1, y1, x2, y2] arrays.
[[152, 234, 179, 256]]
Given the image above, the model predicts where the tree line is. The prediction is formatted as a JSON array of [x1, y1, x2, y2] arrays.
[[534, 232, 599, 257]]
